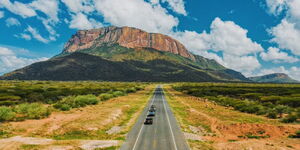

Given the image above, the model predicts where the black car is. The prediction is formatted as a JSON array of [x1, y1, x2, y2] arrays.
[[144, 117, 153, 125]]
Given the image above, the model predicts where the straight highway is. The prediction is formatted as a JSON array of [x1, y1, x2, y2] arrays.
[[120, 86, 190, 150]]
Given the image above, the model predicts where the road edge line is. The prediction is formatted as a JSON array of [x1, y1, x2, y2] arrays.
[[161, 85, 178, 150], [162, 85, 191, 150], [132, 86, 157, 150]]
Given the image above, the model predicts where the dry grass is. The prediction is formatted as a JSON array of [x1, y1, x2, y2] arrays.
[[0, 84, 155, 149], [164, 85, 300, 150]]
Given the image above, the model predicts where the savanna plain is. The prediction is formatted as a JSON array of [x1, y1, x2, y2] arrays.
[[0, 81, 299, 150]]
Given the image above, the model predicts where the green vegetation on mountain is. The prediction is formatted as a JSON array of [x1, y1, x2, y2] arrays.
[[0, 26, 252, 82], [2, 44, 248, 82], [249, 73, 299, 83]]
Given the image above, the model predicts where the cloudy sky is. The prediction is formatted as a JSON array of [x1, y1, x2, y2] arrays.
[[0, 0, 300, 80]]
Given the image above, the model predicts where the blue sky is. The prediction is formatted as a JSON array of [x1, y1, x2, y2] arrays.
[[0, 0, 300, 80]]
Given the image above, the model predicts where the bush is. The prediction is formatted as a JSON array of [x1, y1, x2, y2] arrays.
[[126, 87, 137, 93], [54, 95, 99, 111], [53, 103, 71, 111], [14, 103, 51, 119], [275, 105, 291, 118], [278, 97, 300, 108], [289, 130, 300, 138], [99, 93, 114, 101], [281, 114, 298, 123], [0, 106, 16, 121], [260, 96, 281, 103], [113, 91, 126, 97], [74, 95, 99, 106], [267, 110, 277, 119]]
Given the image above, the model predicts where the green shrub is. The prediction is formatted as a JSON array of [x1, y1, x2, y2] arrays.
[[278, 97, 300, 108], [126, 87, 137, 93], [266, 110, 277, 119], [53, 103, 71, 111], [99, 93, 114, 101], [54, 95, 99, 111], [74, 95, 99, 106], [113, 91, 126, 97], [0, 106, 16, 121], [281, 114, 298, 123], [275, 105, 291, 118], [14, 103, 51, 119], [289, 130, 300, 138], [260, 96, 281, 103]]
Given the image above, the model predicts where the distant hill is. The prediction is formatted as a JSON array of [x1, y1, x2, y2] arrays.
[[249, 73, 299, 83], [1, 26, 250, 82]]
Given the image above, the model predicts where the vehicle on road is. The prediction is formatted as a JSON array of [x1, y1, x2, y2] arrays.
[[147, 111, 155, 117], [149, 108, 156, 112], [150, 105, 156, 111], [144, 117, 153, 125]]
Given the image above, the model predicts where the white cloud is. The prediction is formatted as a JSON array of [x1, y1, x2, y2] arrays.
[[258, 66, 300, 81], [288, 0, 300, 26], [201, 52, 261, 76], [29, 0, 60, 23], [0, 47, 48, 74], [260, 47, 299, 63], [0, 11, 4, 18], [0, 0, 37, 18], [69, 12, 103, 30], [174, 18, 263, 56], [0, 47, 14, 55], [150, 0, 159, 4], [196, 51, 261, 76], [172, 17, 263, 75], [0, 0, 60, 40], [267, 0, 300, 27], [172, 30, 210, 54], [266, 0, 300, 56], [208, 18, 264, 56], [223, 54, 261, 75], [62, 0, 94, 14], [265, 0, 287, 16], [5, 17, 21, 27], [14, 33, 32, 41], [269, 19, 300, 55], [26, 26, 50, 43], [161, 0, 187, 15], [94, 0, 179, 33]]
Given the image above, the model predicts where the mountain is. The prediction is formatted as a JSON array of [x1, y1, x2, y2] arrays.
[[249, 73, 299, 83], [1, 26, 250, 82], [63, 26, 195, 60]]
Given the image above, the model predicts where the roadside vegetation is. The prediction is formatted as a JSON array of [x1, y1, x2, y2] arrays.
[[0, 81, 146, 122], [173, 83, 300, 123], [165, 85, 300, 150], [0, 82, 153, 149]]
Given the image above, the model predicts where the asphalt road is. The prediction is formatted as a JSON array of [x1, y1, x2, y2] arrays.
[[120, 86, 190, 150]]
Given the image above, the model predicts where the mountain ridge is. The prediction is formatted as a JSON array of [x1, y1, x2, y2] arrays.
[[1, 26, 250, 82], [249, 73, 299, 83], [63, 26, 195, 60]]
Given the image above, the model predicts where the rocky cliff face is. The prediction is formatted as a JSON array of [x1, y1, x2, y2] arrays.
[[63, 26, 195, 60]]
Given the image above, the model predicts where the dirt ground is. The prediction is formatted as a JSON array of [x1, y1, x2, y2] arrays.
[[0, 85, 154, 150], [165, 86, 300, 150]]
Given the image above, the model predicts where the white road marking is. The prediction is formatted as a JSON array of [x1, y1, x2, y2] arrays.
[[161, 87, 178, 150], [132, 87, 157, 150]]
